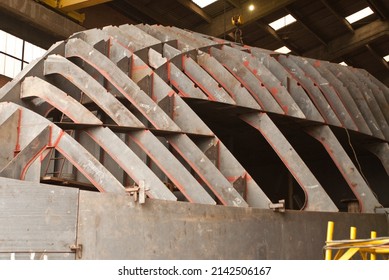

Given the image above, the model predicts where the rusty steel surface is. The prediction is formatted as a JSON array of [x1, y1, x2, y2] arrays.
[[0, 24, 388, 213]]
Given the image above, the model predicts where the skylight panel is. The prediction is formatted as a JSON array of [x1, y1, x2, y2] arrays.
[[192, 0, 218, 8], [384, 55, 389, 62], [269, 14, 296, 31], [274, 46, 291, 54], [345, 7, 374, 24]]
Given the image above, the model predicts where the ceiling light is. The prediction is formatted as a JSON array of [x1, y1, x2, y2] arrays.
[[269, 14, 296, 31], [384, 55, 389, 62], [274, 46, 291, 54], [191, 0, 218, 8], [248, 4, 255, 12], [345, 7, 374, 24], [339, 61, 348, 66]]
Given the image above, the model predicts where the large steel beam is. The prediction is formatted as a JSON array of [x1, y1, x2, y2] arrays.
[[288, 55, 358, 130], [210, 47, 284, 114], [249, 49, 325, 123], [64, 38, 247, 206], [0, 0, 84, 48], [194, 0, 298, 37], [305, 125, 382, 213], [176, 0, 212, 23], [43, 55, 216, 204], [44, 55, 145, 128], [276, 55, 342, 126], [326, 64, 386, 140], [0, 102, 126, 194], [65, 38, 181, 132], [196, 52, 261, 110], [221, 45, 306, 118], [308, 58, 372, 136], [304, 20, 389, 61], [21, 77, 177, 200], [0, 126, 50, 180], [241, 112, 338, 212]]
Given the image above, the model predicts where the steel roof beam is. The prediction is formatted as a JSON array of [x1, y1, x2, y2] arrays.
[[176, 0, 212, 23], [304, 19, 389, 61], [320, 0, 354, 34], [284, 7, 328, 47], [365, 44, 389, 71], [367, 0, 388, 20], [195, 0, 298, 37], [0, 0, 84, 48]]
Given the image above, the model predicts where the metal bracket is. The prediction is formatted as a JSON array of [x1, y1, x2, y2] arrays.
[[269, 199, 285, 212], [125, 180, 146, 204], [70, 244, 83, 259]]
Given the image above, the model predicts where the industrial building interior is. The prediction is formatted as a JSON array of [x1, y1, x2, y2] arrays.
[[0, 0, 388, 260]]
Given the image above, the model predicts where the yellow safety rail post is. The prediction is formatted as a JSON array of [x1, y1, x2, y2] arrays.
[[325, 221, 334, 260], [324, 222, 389, 260], [370, 231, 377, 260]]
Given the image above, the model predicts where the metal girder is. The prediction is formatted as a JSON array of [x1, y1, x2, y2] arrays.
[[305, 125, 382, 213], [0, 102, 126, 194], [210, 47, 284, 114], [284, 7, 328, 47], [351, 68, 389, 126], [241, 112, 338, 212], [43, 55, 145, 128], [176, 0, 212, 23], [196, 52, 261, 110], [288, 55, 357, 130], [63, 37, 247, 206], [222, 45, 306, 118], [0, 0, 84, 48], [326, 64, 386, 140], [254, 21, 301, 56], [304, 19, 389, 61], [249, 49, 325, 123], [78, 30, 252, 206], [65, 38, 181, 132], [320, 0, 354, 34], [0, 126, 50, 180], [308, 58, 372, 136], [57, 0, 112, 12], [181, 55, 236, 105], [276, 55, 342, 126], [194, 0, 298, 37], [21, 77, 177, 200], [167, 62, 208, 100], [366, 44, 389, 71]]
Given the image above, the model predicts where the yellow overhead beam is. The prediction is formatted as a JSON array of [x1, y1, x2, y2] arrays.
[[58, 0, 113, 12], [38, 0, 111, 23]]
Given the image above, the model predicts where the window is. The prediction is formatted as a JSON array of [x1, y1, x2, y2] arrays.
[[192, 0, 218, 8], [0, 29, 46, 78], [384, 55, 389, 62], [339, 61, 348, 66], [345, 7, 374, 24], [269, 14, 297, 31], [274, 46, 291, 54]]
